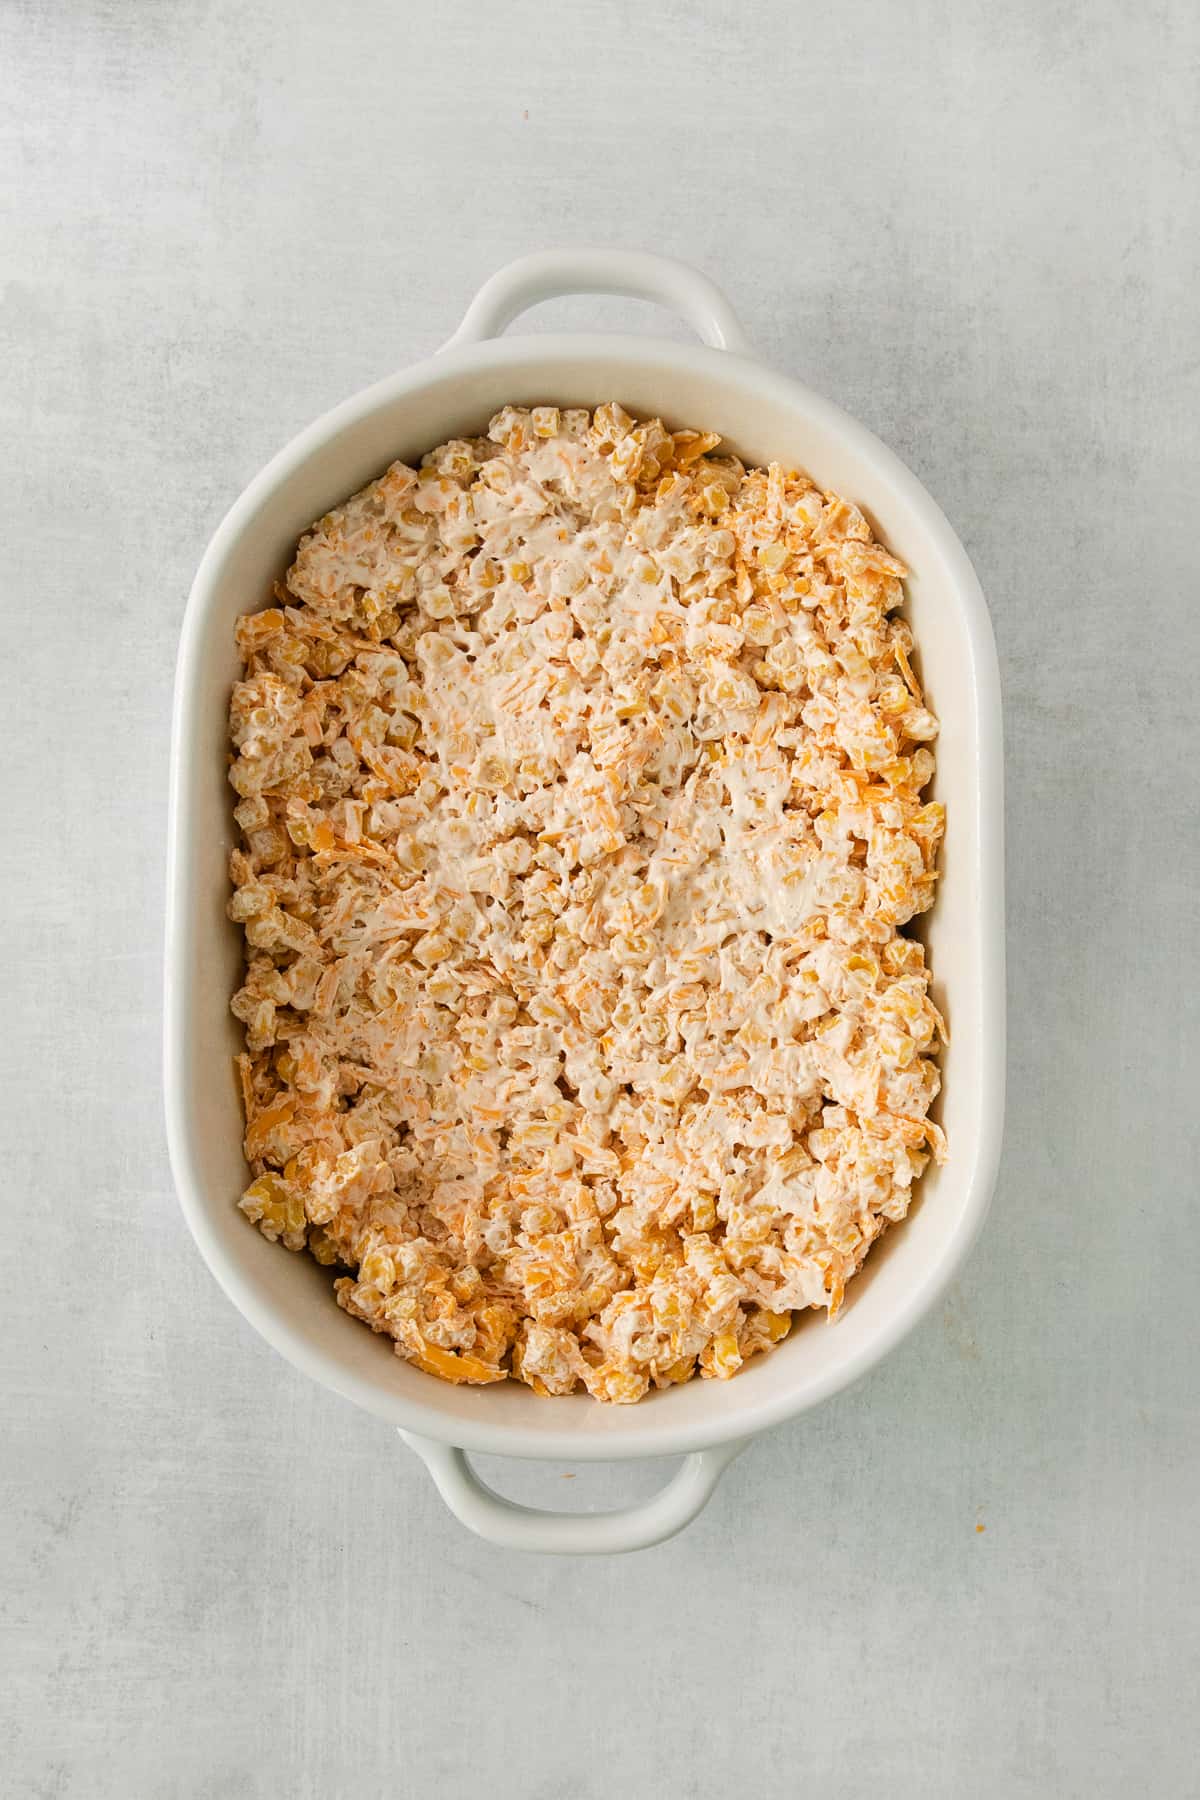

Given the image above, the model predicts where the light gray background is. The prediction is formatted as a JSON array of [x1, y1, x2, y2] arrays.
[[3, 1, 1197, 1795]]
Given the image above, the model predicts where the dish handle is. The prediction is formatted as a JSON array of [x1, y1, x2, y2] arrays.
[[443, 248, 753, 355], [398, 1430, 748, 1555]]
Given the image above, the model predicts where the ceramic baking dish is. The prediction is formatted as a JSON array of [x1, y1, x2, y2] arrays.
[[165, 249, 1004, 1554]]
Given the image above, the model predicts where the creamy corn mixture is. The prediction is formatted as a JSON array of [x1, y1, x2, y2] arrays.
[[227, 404, 945, 1404]]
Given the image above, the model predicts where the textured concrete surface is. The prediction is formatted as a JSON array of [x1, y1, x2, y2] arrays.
[[3, 1, 1198, 1795]]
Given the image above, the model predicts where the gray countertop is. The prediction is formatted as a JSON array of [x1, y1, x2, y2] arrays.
[[3, 2, 1197, 1794]]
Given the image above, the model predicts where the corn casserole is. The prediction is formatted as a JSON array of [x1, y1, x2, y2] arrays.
[[226, 403, 945, 1404]]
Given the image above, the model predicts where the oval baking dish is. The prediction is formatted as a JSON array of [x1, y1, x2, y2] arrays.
[[165, 250, 1004, 1554]]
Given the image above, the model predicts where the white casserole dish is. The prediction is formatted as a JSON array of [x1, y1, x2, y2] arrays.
[[165, 250, 1004, 1554]]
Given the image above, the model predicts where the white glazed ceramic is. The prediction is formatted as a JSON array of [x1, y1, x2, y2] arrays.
[[165, 249, 1005, 1555]]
